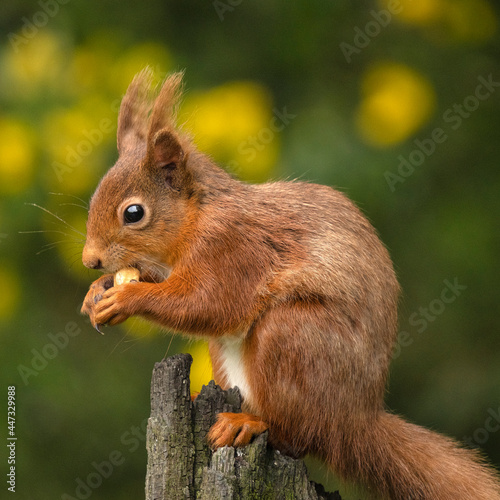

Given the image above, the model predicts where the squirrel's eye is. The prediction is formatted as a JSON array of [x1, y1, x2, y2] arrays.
[[123, 204, 144, 224]]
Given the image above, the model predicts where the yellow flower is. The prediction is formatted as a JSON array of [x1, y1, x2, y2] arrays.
[[42, 97, 117, 195], [181, 82, 278, 181], [382, 0, 497, 43], [379, 0, 443, 25], [356, 63, 436, 147], [0, 118, 36, 195], [71, 35, 171, 97], [107, 42, 172, 96], [43, 108, 97, 161], [3, 30, 68, 98], [184, 340, 213, 393], [71, 45, 117, 96]]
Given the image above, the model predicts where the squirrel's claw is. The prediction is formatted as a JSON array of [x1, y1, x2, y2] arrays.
[[81, 273, 120, 331], [92, 284, 141, 328], [208, 412, 268, 449]]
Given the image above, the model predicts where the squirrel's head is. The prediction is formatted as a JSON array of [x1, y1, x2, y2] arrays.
[[82, 69, 197, 281]]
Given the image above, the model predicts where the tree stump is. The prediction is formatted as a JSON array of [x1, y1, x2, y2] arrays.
[[145, 353, 342, 500]]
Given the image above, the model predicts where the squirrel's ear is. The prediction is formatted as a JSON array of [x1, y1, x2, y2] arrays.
[[148, 129, 190, 191], [117, 68, 154, 154], [151, 129, 183, 166], [147, 71, 184, 140]]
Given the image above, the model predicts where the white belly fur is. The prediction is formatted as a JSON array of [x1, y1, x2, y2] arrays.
[[218, 336, 252, 404]]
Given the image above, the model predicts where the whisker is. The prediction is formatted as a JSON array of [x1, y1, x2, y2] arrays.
[[48, 192, 89, 209], [25, 203, 86, 238], [20, 230, 85, 256], [19, 229, 83, 240], [138, 253, 192, 284], [35, 241, 70, 255], [120, 337, 143, 353], [67, 247, 84, 259], [58, 202, 89, 210], [107, 332, 127, 357], [163, 333, 175, 360], [68, 253, 86, 269]]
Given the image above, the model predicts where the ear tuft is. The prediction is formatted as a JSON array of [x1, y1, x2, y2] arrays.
[[116, 69, 190, 186], [117, 67, 155, 154], [147, 71, 185, 142]]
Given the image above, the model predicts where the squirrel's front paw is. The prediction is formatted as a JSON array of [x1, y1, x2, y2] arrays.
[[81, 274, 115, 332], [92, 283, 143, 329]]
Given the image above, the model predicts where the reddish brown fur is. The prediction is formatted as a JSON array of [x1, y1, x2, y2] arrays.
[[81, 71, 500, 499]]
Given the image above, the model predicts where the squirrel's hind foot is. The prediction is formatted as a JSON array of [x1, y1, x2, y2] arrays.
[[208, 412, 268, 449]]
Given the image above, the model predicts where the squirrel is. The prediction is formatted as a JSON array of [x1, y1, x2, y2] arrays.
[[81, 69, 500, 500]]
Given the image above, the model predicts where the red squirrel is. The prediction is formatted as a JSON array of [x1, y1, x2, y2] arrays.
[[81, 69, 500, 499]]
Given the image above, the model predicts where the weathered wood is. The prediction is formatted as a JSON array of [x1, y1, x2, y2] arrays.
[[145, 354, 342, 500], [145, 354, 194, 499]]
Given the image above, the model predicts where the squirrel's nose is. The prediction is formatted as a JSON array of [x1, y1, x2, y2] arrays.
[[88, 258, 103, 270], [82, 245, 103, 270]]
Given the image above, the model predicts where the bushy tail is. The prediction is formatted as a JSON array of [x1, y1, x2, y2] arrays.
[[330, 412, 500, 500]]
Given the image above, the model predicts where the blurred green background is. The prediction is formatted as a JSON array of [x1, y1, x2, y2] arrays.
[[1, 0, 499, 498]]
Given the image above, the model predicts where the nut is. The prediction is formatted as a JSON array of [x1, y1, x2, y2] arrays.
[[114, 268, 140, 286]]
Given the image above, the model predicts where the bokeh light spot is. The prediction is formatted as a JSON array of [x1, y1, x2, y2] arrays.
[[184, 341, 213, 393], [0, 118, 36, 195], [356, 63, 436, 147], [181, 82, 278, 181]]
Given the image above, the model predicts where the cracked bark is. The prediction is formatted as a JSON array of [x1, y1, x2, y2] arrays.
[[145, 353, 342, 500]]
